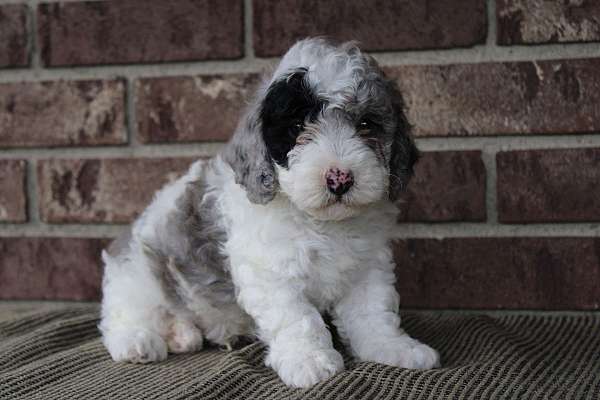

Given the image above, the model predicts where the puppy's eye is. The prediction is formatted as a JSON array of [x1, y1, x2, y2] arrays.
[[357, 118, 376, 133], [290, 121, 304, 133]]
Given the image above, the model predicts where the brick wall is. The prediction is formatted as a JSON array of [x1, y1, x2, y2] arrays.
[[1, 0, 599, 309]]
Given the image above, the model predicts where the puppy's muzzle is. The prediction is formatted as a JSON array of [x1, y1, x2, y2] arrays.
[[325, 167, 354, 196]]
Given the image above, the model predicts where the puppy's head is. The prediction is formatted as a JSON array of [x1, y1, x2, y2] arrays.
[[225, 38, 418, 221]]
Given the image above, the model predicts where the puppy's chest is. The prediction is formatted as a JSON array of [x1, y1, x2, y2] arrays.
[[303, 234, 368, 272], [224, 198, 394, 305], [290, 226, 380, 305]]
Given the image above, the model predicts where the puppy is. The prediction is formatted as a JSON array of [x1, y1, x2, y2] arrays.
[[100, 38, 440, 388]]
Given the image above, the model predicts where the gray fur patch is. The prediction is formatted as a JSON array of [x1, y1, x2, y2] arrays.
[[146, 168, 236, 308], [386, 79, 419, 201], [222, 98, 278, 205]]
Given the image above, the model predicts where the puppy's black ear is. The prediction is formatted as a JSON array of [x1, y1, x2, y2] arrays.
[[387, 80, 419, 201], [223, 83, 278, 205]]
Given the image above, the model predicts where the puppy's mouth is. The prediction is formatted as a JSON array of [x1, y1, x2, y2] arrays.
[[329, 195, 357, 207], [305, 193, 370, 221], [329, 195, 343, 205], [325, 190, 367, 207]]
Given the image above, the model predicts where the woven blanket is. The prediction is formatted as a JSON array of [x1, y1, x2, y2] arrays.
[[1, 303, 599, 399]]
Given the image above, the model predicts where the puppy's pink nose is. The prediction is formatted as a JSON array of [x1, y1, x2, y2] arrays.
[[325, 167, 354, 196]]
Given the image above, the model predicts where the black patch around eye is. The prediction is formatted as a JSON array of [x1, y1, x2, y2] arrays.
[[260, 69, 323, 167]]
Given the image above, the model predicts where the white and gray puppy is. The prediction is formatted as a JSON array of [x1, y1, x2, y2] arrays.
[[100, 38, 440, 388]]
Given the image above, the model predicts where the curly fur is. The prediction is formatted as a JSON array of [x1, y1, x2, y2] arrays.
[[99, 38, 438, 388]]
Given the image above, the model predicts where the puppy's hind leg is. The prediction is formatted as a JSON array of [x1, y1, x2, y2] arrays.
[[99, 246, 172, 364], [165, 318, 204, 354]]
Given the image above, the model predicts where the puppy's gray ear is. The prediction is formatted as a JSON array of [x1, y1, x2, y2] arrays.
[[387, 80, 420, 201], [223, 99, 277, 205]]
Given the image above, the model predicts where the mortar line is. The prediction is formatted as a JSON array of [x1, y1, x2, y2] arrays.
[[26, 0, 41, 71], [1, 222, 599, 239], [392, 223, 600, 239], [2, 43, 600, 84], [486, 0, 497, 47], [24, 158, 40, 225], [391, 225, 600, 239], [243, 0, 255, 60], [0, 223, 126, 238], [125, 77, 138, 147], [0, 142, 225, 160], [2, 134, 600, 161], [481, 149, 498, 224], [414, 135, 600, 152], [371, 41, 600, 66]]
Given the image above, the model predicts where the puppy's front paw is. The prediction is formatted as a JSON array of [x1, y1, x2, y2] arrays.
[[267, 347, 344, 388], [104, 329, 168, 363], [360, 335, 440, 370]]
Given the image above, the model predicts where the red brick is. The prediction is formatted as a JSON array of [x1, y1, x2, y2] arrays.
[[497, 148, 600, 223], [0, 160, 27, 222], [386, 58, 600, 137], [398, 151, 486, 222], [0, 4, 29, 68], [497, 0, 600, 45], [38, 0, 244, 67], [0, 79, 126, 148], [3, 236, 599, 305], [38, 157, 194, 223], [253, 0, 487, 57], [393, 238, 600, 310], [136, 74, 259, 143], [0, 237, 109, 300]]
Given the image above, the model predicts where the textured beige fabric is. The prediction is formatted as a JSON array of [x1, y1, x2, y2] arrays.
[[1, 304, 599, 399]]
